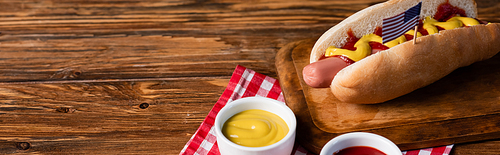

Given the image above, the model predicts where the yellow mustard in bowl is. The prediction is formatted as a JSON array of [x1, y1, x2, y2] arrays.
[[222, 109, 289, 147]]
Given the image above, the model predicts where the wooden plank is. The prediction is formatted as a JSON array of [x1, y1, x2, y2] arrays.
[[0, 78, 228, 154], [0, 35, 279, 82], [452, 141, 500, 155]]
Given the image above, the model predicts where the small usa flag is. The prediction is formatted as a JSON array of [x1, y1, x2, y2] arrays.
[[382, 1, 422, 44]]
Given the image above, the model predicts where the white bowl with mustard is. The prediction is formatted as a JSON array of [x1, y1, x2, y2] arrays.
[[214, 96, 297, 155]]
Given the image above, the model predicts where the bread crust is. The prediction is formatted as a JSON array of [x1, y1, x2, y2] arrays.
[[332, 23, 500, 104], [309, 0, 500, 104]]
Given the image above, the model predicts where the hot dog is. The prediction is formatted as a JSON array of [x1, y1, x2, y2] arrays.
[[303, 0, 500, 104]]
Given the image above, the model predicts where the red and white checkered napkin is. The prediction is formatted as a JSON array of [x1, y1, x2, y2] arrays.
[[180, 65, 454, 155]]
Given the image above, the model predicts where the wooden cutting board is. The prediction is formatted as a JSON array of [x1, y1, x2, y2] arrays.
[[275, 39, 500, 154]]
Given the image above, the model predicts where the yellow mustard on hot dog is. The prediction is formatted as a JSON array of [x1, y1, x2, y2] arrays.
[[325, 16, 480, 62], [424, 16, 480, 34], [325, 34, 382, 62]]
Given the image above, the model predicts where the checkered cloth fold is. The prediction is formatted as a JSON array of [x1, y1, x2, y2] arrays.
[[180, 65, 453, 155]]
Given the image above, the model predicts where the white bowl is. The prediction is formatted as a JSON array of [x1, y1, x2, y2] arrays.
[[214, 96, 297, 155], [320, 132, 402, 155]]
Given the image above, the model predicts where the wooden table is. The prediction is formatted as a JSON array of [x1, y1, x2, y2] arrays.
[[0, 0, 498, 154]]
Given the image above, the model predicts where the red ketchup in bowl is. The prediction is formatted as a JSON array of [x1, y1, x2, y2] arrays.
[[334, 146, 386, 155]]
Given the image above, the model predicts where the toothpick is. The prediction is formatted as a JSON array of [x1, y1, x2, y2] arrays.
[[413, 25, 418, 44]]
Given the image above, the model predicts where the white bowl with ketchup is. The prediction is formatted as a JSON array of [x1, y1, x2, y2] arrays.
[[214, 96, 297, 155], [320, 132, 402, 155]]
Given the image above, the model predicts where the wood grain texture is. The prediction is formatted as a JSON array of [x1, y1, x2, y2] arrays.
[[0, 0, 499, 154], [0, 79, 228, 154]]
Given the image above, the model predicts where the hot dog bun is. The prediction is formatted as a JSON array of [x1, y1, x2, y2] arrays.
[[310, 0, 500, 104]]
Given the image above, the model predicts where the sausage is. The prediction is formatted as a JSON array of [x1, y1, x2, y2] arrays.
[[303, 43, 386, 88], [302, 57, 349, 88]]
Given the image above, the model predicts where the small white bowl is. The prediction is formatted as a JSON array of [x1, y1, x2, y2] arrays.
[[214, 96, 297, 155], [320, 132, 402, 155]]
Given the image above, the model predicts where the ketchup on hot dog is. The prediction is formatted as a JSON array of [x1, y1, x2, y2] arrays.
[[303, 2, 484, 88]]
